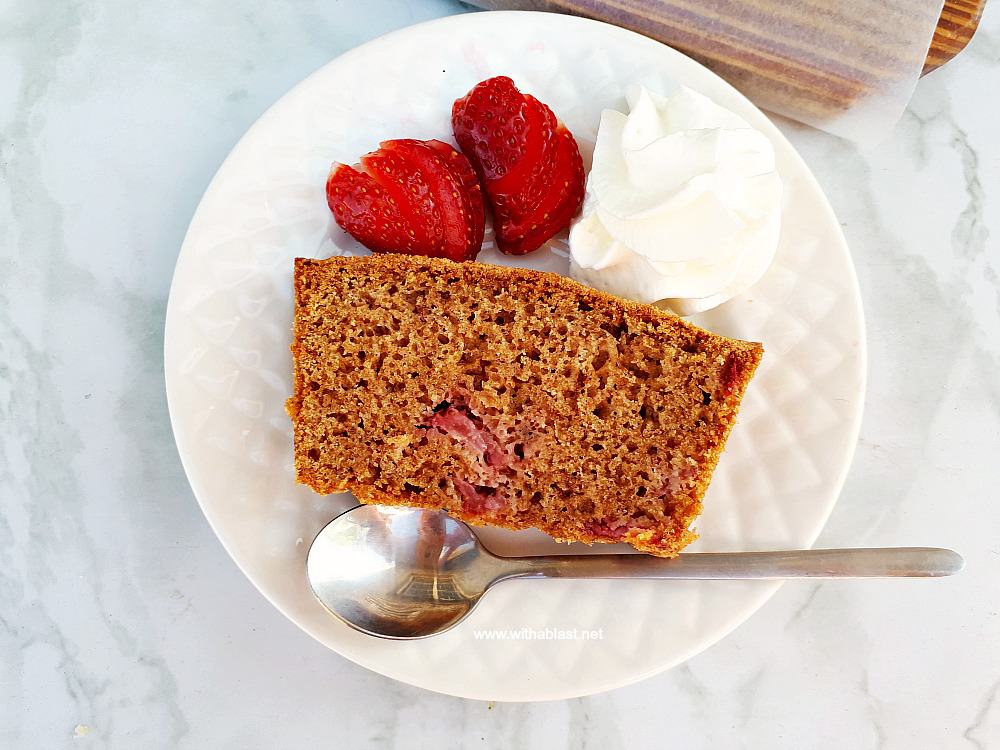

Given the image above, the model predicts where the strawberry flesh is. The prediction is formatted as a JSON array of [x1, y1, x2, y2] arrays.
[[326, 165, 416, 254], [452, 76, 584, 255], [500, 128, 586, 255], [360, 145, 437, 251], [452, 75, 533, 183], [381, 140, 484, 262], [453, 477, 506, 514], [326, 139, 485, 262]]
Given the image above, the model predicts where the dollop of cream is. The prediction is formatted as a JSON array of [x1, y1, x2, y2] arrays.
[[569, 85, 782, 315]]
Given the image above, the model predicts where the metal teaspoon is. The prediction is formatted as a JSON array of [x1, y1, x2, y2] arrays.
[[306, 505, 964, 639]]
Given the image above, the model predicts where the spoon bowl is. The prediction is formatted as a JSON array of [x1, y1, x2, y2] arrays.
[[307, 505, 500, 638], [307, 505, 964, 639]]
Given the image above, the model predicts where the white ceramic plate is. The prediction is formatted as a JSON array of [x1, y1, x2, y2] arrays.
[[164, 11, 865, 701]]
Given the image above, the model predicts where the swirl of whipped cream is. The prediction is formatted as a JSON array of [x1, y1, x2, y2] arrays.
[[569, 85, 782, 315]]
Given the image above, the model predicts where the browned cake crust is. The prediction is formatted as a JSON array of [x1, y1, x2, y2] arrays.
[[288, 254, 762, 556]]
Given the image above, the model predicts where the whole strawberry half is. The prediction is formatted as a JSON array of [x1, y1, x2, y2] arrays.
[[452, 76, 585, 255], [326, 139, 485, 262]]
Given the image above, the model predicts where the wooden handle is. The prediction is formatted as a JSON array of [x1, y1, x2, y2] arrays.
[[923, 0, 986, 75]]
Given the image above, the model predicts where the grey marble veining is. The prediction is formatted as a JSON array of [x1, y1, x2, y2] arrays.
[[1, 1, 998, 748]]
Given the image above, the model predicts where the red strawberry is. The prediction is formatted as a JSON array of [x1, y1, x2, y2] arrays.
[[452, 76, 584, 255], [498, 128, 585, 255], [326, 139, 485, 262]]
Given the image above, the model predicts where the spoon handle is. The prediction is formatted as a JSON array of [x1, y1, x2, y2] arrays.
[[499, 547, 964, 580]]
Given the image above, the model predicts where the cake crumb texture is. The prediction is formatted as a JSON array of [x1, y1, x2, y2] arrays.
[[288, 254, 762, 557]]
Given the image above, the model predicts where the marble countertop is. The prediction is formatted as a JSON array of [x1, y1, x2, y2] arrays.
[[2, 1, 998, 747]]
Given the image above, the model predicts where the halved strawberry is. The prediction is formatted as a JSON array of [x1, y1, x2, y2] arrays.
[[325, 164, 412, 254], [381, 140, 485, 261], [489, 96, 559, 223], [498, 128, 586, 255], [452, 75, 535, 183], [326, 139, 485, 261], [452, 76, 584, 255], [360, 145, 437, 251]]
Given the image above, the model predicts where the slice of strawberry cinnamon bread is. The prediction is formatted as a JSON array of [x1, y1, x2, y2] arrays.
[[288, 254, 762, 557]]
